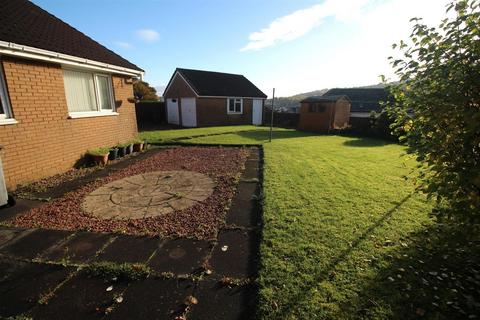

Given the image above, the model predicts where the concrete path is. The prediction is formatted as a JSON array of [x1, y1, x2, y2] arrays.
[[0, 147, 263, 320]]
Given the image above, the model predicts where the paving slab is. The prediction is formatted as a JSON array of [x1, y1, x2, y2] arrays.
[[96, 235, 160, 264], [82, 170, 215, 220], [189, 281, 258, 320], [209, 230, 261, 278], [241, 162, 260, 181], [0, 199, 43, 222], [0, 258, 27, 282], [0, 262, 73, 318], [148, 238, 212, 275], [0, 227, 29, 248], [44, 232, 113, 263], [248, 148, 261, 160], [226, 182, 261, 228], [0, 229, 72, 259], [105, 278, 194, 320], [30, 272, 126, 320]]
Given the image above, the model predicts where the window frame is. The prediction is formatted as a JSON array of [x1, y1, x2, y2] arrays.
[[0, 62, 15, 125], [94, 73, 115, 111], [309, 103, 326, 113], [227, 97, 243, 114], [63, 68, 117, 118]]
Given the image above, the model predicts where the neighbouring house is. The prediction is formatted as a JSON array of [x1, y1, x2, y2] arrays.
[[0, 0, 144, 189], [298, 95, 351, 132], [322, 87, 389, 118], [163, 68, 267, 127]]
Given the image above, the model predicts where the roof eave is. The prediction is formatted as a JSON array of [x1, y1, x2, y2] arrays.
[[0, 40, 144, 78], [198, 95, 267, 99]]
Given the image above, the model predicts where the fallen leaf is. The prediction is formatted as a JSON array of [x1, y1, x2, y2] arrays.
[[185, 295, 198, 305]]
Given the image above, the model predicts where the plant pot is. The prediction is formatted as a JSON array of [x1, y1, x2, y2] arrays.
[[126, 143, 134, 155], [90, 153, 108, 166], [117, 146, 127, 157], [108, 148, 119, 161], [133, 142, 144, 152]]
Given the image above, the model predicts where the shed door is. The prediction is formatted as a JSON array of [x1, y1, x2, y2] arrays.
[[181, 98, 197, 127], [252, 99, 263, 125], [167, 98, 179, 125]]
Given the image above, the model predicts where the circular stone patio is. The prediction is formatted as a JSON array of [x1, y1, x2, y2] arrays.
[[82, 171, 215, 220]]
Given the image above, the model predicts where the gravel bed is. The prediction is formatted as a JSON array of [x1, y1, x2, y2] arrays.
[[6, 147, 249, 240]]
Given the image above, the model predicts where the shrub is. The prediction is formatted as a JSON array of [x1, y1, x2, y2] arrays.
[[87, 147, 110, 156], [386, 0, 480, 223]]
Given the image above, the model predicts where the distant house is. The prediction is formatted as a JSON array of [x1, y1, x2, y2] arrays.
[[163, 68, 267, 127], [0, 0, 144, 189], [323, 88, 389, 118], [298, 95, 351, 132]]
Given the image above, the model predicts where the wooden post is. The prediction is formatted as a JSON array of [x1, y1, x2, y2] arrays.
[[269, 88, 275, 142]]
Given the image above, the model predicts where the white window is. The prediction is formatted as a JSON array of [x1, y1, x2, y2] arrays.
[[63, 69, 115, 116], [227, 98, 243, 114], [0, 63, 14, 123]]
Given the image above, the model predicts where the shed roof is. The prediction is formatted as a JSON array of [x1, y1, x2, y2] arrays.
[[168, 68, 267, 98], [0, 0, 142, 72], [323, 88, 389, 112], [300, 95, 349, 103]]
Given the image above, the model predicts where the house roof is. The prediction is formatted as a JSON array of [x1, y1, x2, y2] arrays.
[[168, 68, 267, 98], [300, 95, 349, 103], [0, 0, 142, 72], [323, 88, 389, 112]]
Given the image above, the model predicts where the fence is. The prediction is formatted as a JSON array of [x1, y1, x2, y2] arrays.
[[135, 101, 165, 130], [263, 112, 299, 128]]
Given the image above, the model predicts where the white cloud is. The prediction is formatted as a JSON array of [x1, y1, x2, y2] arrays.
[[241, 0, 369, 51], [253, 0, 451, 96], [113, 41, 133, 49], [137, 29, 160, 42]]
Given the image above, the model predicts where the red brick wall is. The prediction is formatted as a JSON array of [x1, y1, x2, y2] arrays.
[[163, 73, 265, 127], [0, 57, 138, 189], [196, 97, 255, 127], [163, 73, 197, 98]]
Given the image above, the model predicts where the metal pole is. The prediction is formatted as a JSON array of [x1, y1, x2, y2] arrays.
[[269, 88, 275, 142]]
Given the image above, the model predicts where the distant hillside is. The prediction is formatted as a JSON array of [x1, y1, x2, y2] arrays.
[[289, 89, 329, 101], [267, 84, 388, 112], [266, 89, 328, 112]]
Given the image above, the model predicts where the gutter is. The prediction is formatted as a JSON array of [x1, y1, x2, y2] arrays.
[[0, 41, 144, 79]]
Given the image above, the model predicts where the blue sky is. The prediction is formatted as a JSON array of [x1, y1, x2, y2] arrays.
[[33, 0, 449, 97]]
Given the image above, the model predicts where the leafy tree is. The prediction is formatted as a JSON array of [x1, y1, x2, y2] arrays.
[[369, 110, 399, 141], [133, 80, 158, 101], [386, 0, 480, 223]]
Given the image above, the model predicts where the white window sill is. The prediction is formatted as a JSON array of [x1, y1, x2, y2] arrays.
[[68, 112, 119, 119], [227, 112, 243, 115], [0, 118, 18, 126]]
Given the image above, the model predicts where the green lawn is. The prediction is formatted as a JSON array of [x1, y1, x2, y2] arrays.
[[143, 128, 478, 319], [138, 125, 275, 144]]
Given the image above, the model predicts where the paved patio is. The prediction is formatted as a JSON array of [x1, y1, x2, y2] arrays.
[[0, 146, 263, 319], [83, 170, 215, 219]]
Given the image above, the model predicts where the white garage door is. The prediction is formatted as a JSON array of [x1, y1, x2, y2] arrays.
[[167, 98, 179, 125], [181, 98, 197, 127], [252, 99, 263, 125]]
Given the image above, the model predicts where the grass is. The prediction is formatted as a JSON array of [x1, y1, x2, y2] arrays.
[[138, 125, 274, 144], [142, 127, 479, 319], [86, 262, 151, 281]]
